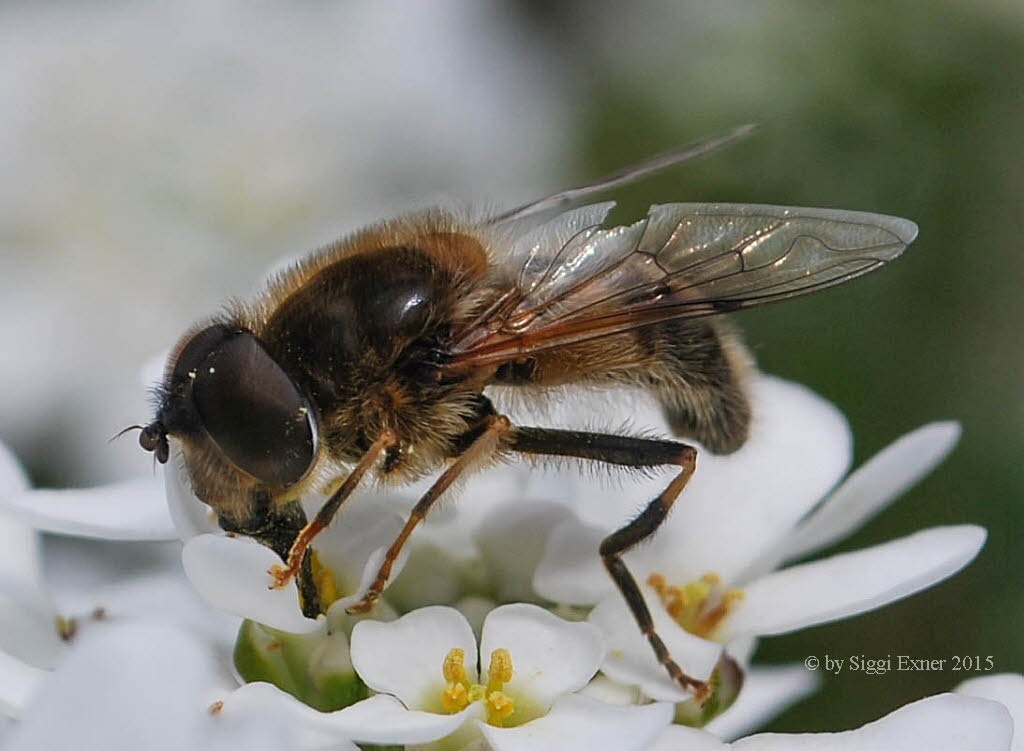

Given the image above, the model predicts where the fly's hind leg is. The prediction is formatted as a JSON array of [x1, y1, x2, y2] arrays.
[[508, 427, 709, 702]]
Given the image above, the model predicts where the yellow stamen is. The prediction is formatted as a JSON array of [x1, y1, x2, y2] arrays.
[[487, 648, 513, 691], [683, 578, 714, 605], [438, 646, 518, 725], [648, 572, 667, 596], [443, 681, 469, 713], [487, 691, 515, 725], [310, 551, 339, 610], [647, 571, 745, 639], [664, 585, 688, 621], [442, 648, 471, 713], [443, 648, 468, 683], [724, 588, 745, 605], [55, 615, 77, 642]]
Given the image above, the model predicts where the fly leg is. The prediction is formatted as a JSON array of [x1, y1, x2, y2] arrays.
[[269, 430, 397, 590], [345, 415, 512, 615], [507, 427, 708, 702]]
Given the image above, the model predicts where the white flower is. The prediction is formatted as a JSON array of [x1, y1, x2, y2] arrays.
[[651, 691, 1014, 750], [341, 603, 672, 750], [0, 440, 235, 723], [2, 621, 333, 751], [179, 490, 408, 633], [387, 490, 577, 615], [0, 476, 175, 543], [533, 375, 983, 702], [0, 370, 992, 747], [0, 442, 54, 717]]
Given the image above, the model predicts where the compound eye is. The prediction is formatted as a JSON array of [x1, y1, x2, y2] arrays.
[[191, 332, 316, 487]]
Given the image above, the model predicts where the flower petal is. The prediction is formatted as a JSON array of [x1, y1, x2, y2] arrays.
[[5, 621, 237, 751], [957, 674, 1024, 750], [533, 518, 612, 606], [1, 477, 176, 541], [199, 711, 301, 751], [0, 516, 42, 600], [477, 501, 574, 604], [650, 725, 729, 750], [589, 584, 723, 702], [0, 441, 30, 496], [313, 504, 407, 601], [0, 650, 46, 718], [645, 375, 852, 585], [350, 605, 478, 712], [719, 526, 986, 641], [333, 542, 411, 612], [479, 604, 605, 714], [181, 534, 323, 634], [577, 674, 643, 706], [393, 463, 537, 546], [781, 422, 961, 563], [0, 579, 62, 669], [732, 693, 1012, 750], [385, 541, 473, 613], [223, 682, 480, 747], [164, 457, 221, 539], [706, 664, 821, 741], [0, 510, 52, 670], [478, 694, 673, 751], [315, 503, 404, 580], [64, 570, 240, 649]]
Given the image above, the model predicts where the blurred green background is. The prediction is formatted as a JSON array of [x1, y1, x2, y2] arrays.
[[1, 0, 1019, 735], [513, 0, 1023, 732]]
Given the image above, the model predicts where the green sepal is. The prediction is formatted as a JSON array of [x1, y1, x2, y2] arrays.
[[234, 619, 367, 712], [674, 655, 744, 727]]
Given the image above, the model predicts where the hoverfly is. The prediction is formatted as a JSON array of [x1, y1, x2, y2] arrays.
[[137, 126, 916, 700]]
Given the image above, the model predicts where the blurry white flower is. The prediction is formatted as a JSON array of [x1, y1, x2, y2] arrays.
[[2, 621, 320, 751], [533, 376, 982, 703], [0, 440, 234, 723], [0, 477, 174, 543], [0, 442, 55, 717], [650, 692, 1013, 750]]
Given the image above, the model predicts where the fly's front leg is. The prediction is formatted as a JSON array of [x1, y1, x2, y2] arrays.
[[269, 430, 397, 590], [508, 427, 708, 702], [345, 415, 512, 615]]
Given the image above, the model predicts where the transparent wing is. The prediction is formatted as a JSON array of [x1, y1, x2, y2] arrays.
[[449, 202, 917, 367]]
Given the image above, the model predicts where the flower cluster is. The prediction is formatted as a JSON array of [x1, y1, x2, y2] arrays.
[[0, 373, 1017, 750]]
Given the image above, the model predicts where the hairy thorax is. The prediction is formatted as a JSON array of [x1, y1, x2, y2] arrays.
[[247, 233, 499, 483]]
